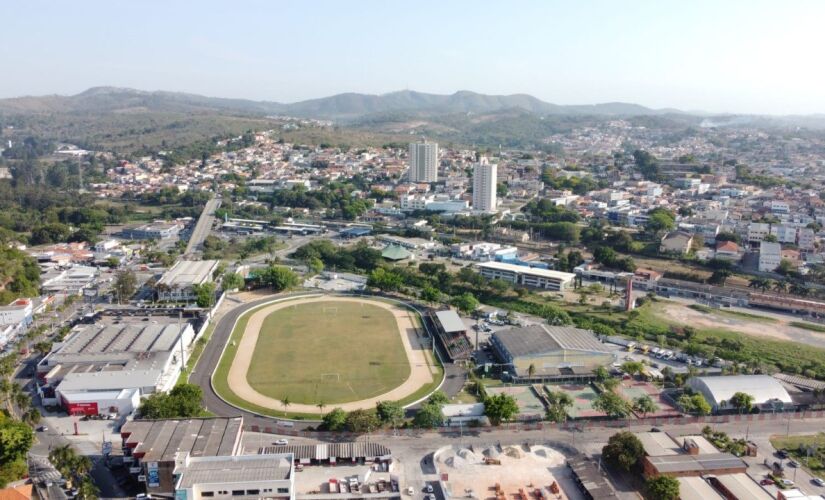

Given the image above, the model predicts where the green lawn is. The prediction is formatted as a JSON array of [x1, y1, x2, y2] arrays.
[[688, 303, 777, 323], [770, 434, 825, 479], [791, 321, 825, 333], [246, 300, 410, 405]]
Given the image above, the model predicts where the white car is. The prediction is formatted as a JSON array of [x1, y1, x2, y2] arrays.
[[274, 439, 289, 445], [813, 477, 825, 487], [406, 487, 415, 495]]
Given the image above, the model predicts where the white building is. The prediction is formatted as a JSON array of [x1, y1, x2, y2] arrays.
[[758, 241, 782, 272], [798, 227, 816, 251], [477, 261, 575, 291], [771, 224, 797, 244], [686, 375, 792, 413], [472, 157, 497, 213], [408, 141, 438, 183], [747, 223, 771, 244], [0, 298, 33, 329], [156, 260, 220, 302], [175, 454, 295, 500]]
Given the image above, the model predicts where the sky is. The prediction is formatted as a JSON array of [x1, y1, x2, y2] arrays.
[[2, 0, 824, 115]]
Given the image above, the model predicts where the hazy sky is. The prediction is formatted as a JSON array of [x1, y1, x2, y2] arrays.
[[2, 0, 824, 114]]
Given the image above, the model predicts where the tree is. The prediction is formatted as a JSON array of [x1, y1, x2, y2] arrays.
[[484, 393, 520, 426], [346, 409, 380, 433], [322, 408, 348, 431], [367, 268, 403, 292], [427, 390, 449, 405], [763, 234, 778, 243], [729, 391, 754, 414], [777, 259, 794, 275], [139, 383, 204, 418], [545, 390, 574, 423], [602, 378, 620, 393], [413, 402, 444, 428], [645, 475, 679, 500], [592, 392, 631, 419], [376, 401, 404, 428], [602, 431, 645, 472], [419, 285, 441, 304], [451, 292, 479, 315], [193, 281, 216, 308], [77, 476, 100, 500], [222, 271, 244, 290], [677, 393, 711, 416], [632, 395, 658, 418], [260, 265, 299, 291], [621, 361, 644, 377], [113, 269, 137, 304], [708, 269, 732, 285], [646, 208, 676, 235], [527, 363, 537, 379], [307, 257, 324, 276], [281, 396, 291, 417], [593, 366, 610, 382]]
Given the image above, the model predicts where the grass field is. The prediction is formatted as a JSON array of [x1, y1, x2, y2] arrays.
[[688, 303, 778, 323], [770, 433, 825, 479], [246, 300, 410, 405], [791, 321, 825, 333]]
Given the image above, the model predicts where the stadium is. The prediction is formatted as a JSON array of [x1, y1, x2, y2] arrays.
[[212, 294, 443, 416]]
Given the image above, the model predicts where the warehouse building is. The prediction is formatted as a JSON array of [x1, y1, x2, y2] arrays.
[[122, 222, 182, 240], [686, 375, 793, 413], [120, 417, 292, 499], [156, 260, 220, 302], [477, 261, 575, 291], [261, 442, 392, 466], [490, 325, 614, 382], [37, 316, 195, 414], [637, 431, 748, 479]]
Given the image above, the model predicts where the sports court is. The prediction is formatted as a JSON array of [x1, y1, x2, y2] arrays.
[[545, 383, 607, 419], [487, 386, 546, 417], [618, 380, 680, 417]]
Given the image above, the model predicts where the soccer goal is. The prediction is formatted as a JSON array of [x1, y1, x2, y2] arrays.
[[320, 373, 340, 381], [322, 306, 338, 314]]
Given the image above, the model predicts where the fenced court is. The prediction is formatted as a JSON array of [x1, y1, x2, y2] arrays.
[[618, 380, 680, 417], [488, 386, 546, 417], [545, 383, 607, 419]]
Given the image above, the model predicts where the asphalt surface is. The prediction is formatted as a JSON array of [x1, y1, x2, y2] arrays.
[[184, 197, 221, 256], [190, 291, 466, 429]]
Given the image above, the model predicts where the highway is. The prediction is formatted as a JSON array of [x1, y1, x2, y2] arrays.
[[184, 197, 221, 256]]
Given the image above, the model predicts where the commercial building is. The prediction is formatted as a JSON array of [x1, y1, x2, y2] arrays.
[[156, 260, 220, 302], [491, 325, 614, 381], [0, 298, 34, 347], [472, 158, 497, 213], [122, 222, 182, 240], [121, 417, 252, 498], [659, 231, 694, 254], [709, 473, 772, 499], [638, 432, 748, 478], [685, 375, 793, 413], [408, 141, 438, 183], [758, 241, 782, 272], [260, 442, 392, 466], [175, 454, 295, 500], [477, 261, 575, 291], [37, 315, 196, 413]]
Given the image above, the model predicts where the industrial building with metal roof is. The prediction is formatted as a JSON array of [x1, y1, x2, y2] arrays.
[[638, 431, 748, 478], [491, 325, 615, 381], [686, 375, 793, 413], [175, 454, 295, 499], [261, 442, 392, 464], [477, 261, 576, 291]]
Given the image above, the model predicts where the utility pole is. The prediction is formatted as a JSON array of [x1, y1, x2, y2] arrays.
[[178, 311, 186, 374]]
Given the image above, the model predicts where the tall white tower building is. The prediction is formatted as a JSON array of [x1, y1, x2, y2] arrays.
[[408, 141, 438, 183], [472, 157, 498, 213]]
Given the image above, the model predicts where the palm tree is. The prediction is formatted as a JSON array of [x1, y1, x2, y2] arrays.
[[73, 455, 93, 478], [527, 363, 537, 380], [76, 477, 99, 500], [317, 401, 326, 414], [773, 280, 789, 294], [602, 378, 620, 393], [22, 408, 41, 426], [281, 396, 291, 417]]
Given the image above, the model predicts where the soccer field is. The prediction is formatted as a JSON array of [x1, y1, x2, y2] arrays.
[[245, 300, 411, 405]]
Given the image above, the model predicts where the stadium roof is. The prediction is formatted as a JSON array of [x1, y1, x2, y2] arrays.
[[687, 375, 793, 408], [434, 310, 466, 333], [493, 324, 608, 358]]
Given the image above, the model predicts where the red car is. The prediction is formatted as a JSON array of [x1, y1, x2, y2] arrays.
[[760, 478, 775, 486]]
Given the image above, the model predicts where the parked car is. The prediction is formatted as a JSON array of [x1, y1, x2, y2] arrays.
[[812, 478, 825, 487], [789, 460, 800, 468], [406, 487, 415, 495], [760, 479, 774, 485], [424, 485, 434, 493], [780, 479, 794, 487], [36, 426, 48, 432], [777, 450, 790, 459], [273, 439, 288, 445]]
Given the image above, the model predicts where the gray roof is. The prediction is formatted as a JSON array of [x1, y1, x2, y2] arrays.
[[646, 453, 747, 474], [157, 260, 219, 288], [177, 455, 292, 488], [494, 324, 608, 358], [261, 442, 391, 461], [122, 417, 243, 463], [435, 310, 466, 333]]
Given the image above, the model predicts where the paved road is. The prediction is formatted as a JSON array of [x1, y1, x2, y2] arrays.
[[184, 197, 221, 256], [190, 291, 466, 427]]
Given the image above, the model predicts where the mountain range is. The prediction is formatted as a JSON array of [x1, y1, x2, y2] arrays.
[[0, 87, 681, 121]]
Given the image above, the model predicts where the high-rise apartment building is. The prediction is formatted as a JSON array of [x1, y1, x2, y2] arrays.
[[472, 157, 497, 213], [408, 141, 438, 182]]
